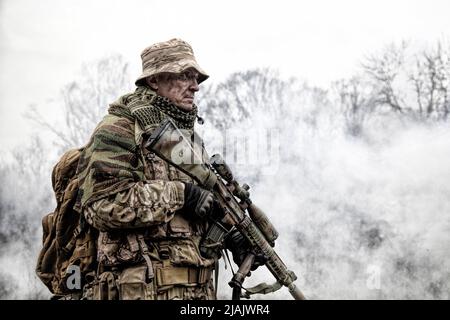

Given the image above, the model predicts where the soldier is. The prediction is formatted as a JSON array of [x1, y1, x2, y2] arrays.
[[75, 38, 256, 300]]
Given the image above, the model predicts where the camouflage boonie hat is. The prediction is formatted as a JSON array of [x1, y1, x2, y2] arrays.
[[135, 38, 209, 86]]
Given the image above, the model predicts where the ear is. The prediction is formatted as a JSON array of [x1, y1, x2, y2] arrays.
[[146, 77, 158, 91]]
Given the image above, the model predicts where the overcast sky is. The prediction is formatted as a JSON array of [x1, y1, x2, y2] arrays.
[[1, 0, 450, 151]]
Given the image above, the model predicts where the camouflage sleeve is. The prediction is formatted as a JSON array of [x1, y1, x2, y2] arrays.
[[83, 180, 185, 231], [76, 114, 146, 208], [76, 113, 186, 231]]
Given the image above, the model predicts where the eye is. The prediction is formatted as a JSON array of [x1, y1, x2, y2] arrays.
[[179, 73, 189, 81], [189, 72, 200, 82], [177, 71, 199, 82]]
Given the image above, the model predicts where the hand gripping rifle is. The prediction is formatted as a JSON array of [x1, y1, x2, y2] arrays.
[[144, 118, 306, 300]]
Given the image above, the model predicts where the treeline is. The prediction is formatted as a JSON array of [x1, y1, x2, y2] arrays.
[[0, 41, 449, 299]]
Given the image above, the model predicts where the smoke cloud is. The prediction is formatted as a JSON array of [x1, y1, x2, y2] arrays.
[[204, 79, 450, 299], [1, 58, 449, 300]]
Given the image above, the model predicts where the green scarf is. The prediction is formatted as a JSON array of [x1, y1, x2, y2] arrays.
[[108, 85, 198, 130]]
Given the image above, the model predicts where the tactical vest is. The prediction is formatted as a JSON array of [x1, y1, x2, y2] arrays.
[[87, 87, 216, 299]]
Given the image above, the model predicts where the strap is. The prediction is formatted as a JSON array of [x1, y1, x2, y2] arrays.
[[61, 212, 87, 255], [70, 237, 97, 260], [155, 266, 212, 287], [126, 234, 139, 253], [136, 234, 154, 280], [61, 225, 82, 255]]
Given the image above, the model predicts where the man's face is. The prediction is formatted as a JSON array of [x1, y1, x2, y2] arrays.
[[153, 69, 200, 111]]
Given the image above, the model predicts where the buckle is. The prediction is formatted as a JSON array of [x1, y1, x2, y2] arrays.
[[158, 243, 170, 260]]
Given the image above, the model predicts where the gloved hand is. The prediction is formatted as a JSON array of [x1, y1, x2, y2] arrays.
[[181, 182, 220, 220], [225, 230, 266, 271]]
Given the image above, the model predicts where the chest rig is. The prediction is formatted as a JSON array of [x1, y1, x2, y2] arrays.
[[103, 87, 213, 268]]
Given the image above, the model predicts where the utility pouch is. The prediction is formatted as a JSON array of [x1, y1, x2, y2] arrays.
[[200, 223, 226, 259], [93, 271, 118, 300], [117, 265, 155, 300]]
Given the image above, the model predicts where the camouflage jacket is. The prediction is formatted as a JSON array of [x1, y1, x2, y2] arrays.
[[75, 86, 214, 270]]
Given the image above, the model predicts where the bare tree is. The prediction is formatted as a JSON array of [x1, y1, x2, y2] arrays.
[[198, 68, 288, 130], [409, 43, 450, 120], [362, 42, 408, 114], [332, 76, 377, 136], [26, 54, 132, 153], [0, 136, 53, 243], [0, 135, 55, 299], [357, 41, 450, 122]]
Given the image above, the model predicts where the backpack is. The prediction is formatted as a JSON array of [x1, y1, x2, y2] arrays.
[[36, 148, 98, 297]]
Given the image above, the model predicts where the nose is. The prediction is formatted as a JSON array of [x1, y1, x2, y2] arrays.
[[189, 79, 199, 92]]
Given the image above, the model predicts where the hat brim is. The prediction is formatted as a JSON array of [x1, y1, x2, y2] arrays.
[[135, 58, 209, 86]]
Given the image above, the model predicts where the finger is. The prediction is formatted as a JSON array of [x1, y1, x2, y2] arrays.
[[204, 196, 213, 208]]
